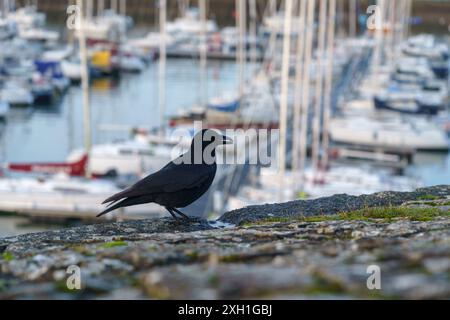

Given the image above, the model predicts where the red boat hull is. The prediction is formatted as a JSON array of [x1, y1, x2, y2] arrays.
[[7, 154, 88, 177]]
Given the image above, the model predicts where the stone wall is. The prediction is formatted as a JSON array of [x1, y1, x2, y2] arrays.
[[1, 185, 449, 299]]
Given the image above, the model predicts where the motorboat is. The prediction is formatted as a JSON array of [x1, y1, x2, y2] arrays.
[[61, 59, 82, 82], [6, 6, 45, 29], [219, 27, 262, 59], [6, 154, 88, 177], [75, 17, 124, 42], [34, 60, 70, 93], [66, 140, 176, 177], [329, 115, 449, 151], [374, 89, 445, 115], [394, 58, 436, 82], [97, 9, 133, 34], [41, 46, 74, 62], [18, 27, 59, 43], [127, 32, 175, 53], [166, 8, 218, 37], [0, 17, 16, 40], [402, 34, 449, 61], [120, 42, 157, 63], [0, 174, 163, 220], [261, 11, 305, 37], [30, 76, 55, 105], [0, 81, 33, 107], [118, 54, 145, 73]]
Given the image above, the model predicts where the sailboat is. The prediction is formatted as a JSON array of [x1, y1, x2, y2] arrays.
[[0, 173, 162, 220], [0, 16, 16, 40], [18, 27, 59, 43], [329, 115, 449, 151], [402, 34, 449, 61], [0, 81, 34, 107], [66, 138, 177, 177], [6, 5, 45, 29], [126, 32, 175, 54], [166, 7, 218, 38], [5, 154, 88, 177]]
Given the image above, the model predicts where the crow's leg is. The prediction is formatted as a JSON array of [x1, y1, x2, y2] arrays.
[[165, 207, 179, 220], [171, 208, 190, 220]]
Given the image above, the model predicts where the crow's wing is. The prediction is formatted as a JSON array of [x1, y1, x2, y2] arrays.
[[102, 161, 215, 205]]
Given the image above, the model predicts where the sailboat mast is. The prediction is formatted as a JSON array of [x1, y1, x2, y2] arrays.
[[249, 0, 258, 66], [386, 0, 396, 66], [199, 0, 207, 108], [178, 0, 188, 17], [86, 0, 92, 19], [2, 0, 7, 17], [298, 0, 315, 179], [111, 0, 118, 13], [159, 0, 167, 136], [292, 0, 306, 172], [236, 0, 246, 98], [349, 0, 356, 38], [97, 0, 104, 16], [311, 0, 327, 172], [372, 0, 385, 74], [404, 0, 412, 41], [265, 0, 277, 64], [321, 0, 336, 169], [77, 0, 92, 178], [278, 0, 293, 201], [120, 0, 126, 16], [399, 0, 409, 44]]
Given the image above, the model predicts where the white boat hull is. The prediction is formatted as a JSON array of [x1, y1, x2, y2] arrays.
[[329, 117, 449, 151], [0, 177, 164, 220]]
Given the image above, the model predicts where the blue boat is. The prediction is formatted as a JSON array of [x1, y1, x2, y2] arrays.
[[34, 60, 70, 93], [429, 60, 449, 79], [207, 97, 240, 112], [374, 85, 443, 116]]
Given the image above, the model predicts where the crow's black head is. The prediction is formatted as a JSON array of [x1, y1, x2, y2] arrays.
[[187, 129, 232, 164], [191, 129, 232, 150]]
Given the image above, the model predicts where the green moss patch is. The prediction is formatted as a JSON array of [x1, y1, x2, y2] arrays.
[[2, 252, 15, 262], [416, 194, 442, 201], [248, 206, 449, 226], [338, 206, 448, 222], [100, 241, 128, 248]]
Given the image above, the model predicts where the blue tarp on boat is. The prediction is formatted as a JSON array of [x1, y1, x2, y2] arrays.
[[34, 60, 64, 79], [207, 99, 240, 112]]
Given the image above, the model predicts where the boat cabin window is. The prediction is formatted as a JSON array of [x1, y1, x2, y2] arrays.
[[424, 85, 439, 91], [53, 187, 87, 194], [119, 149, 134, 155], [137, 149, 154, 156]]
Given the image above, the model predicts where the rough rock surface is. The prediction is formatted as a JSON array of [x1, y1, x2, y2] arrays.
[[0, 186, 449, 299], [220, 185, 450, 225]]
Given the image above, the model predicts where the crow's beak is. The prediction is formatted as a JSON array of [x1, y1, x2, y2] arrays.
[[222, 135, 233, 145]]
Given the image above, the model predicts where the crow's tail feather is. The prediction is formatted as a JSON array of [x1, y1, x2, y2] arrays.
[[97, 194, 153, 217], [97, 198, 127, 217], [101, 187, 133, 205]]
